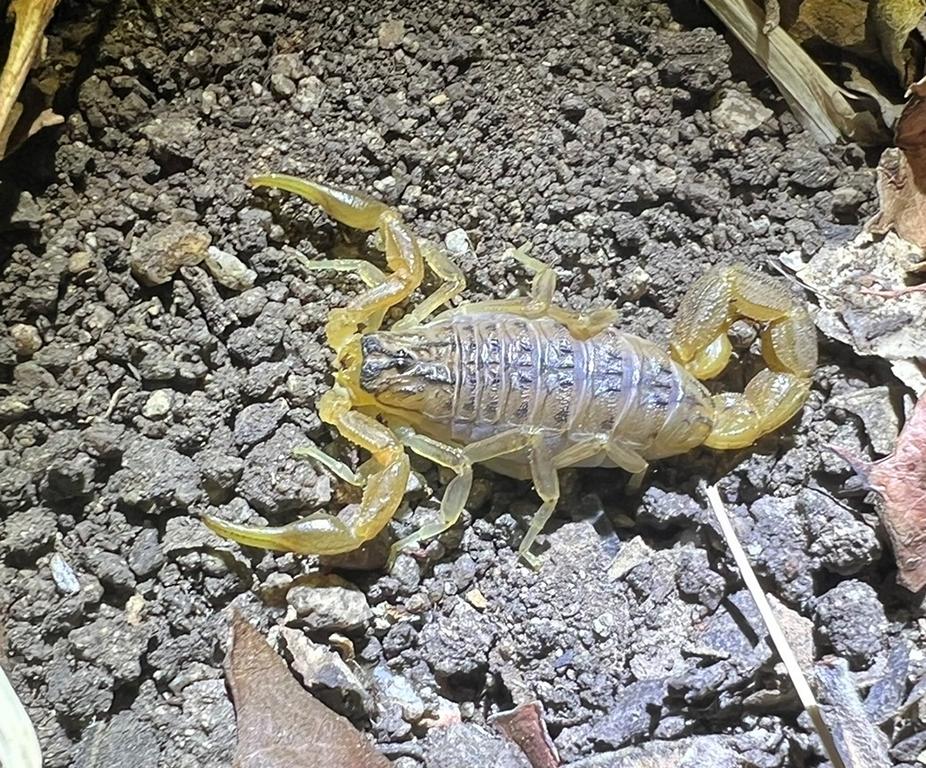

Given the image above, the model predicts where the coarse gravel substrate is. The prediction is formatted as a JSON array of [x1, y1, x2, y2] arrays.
[[1, 1, 924, 766]]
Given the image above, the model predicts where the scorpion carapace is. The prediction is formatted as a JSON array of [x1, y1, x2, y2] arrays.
[[204, 175, 818, 566]]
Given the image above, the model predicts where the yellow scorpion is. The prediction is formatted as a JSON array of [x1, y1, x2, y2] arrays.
[[205, 176, 818, 566]]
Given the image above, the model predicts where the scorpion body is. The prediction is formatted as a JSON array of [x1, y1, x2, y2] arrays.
[[360, 314, 714, 479], [205, 176, 818, 566]]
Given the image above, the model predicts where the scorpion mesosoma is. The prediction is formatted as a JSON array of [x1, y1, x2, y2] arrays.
[[204, 175, 818, 566]]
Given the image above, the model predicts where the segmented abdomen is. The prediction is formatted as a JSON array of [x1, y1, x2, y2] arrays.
[[445, 314, 713, 461]]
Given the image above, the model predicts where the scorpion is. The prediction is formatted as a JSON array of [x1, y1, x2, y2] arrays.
[[204, 175, 818, 566]]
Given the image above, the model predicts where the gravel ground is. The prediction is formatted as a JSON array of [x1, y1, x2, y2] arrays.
[[1, 0, 924, 766]]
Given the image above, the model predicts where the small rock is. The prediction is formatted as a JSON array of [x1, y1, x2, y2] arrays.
[[832, 186, 866, 220], [418, 598, 496, 678], [287, 575, 373, 632], [371, 663, 426, 722], [69, 606, 148, 683], [269, 73, 296, 99], [292, 76, 326, 115], [204, 246, 257, 291], [798, 489, 881, 575], [786, 148, 840, 190], [9, 324, 42, 356], [377, 19, 406, 50], [636, 487, 705, 528], [69, 251, 93, 274], [111, 436, 202, 512], [711, 89, 773, 136], [3, 507, 56, 559], [128, 528, 165, 578], [130, 222, 211, 286], [589, 679, 668, 748], [444, 228, 472, 256], [141, 390, 173, 419], [242, 361, 289, 400], [45, 453, 96, 500], [88, 550, 136, 593], [81, 421, 126, 459], [233, 399, 289, 448], [46, 658, 114, 727], [237, 424, 331, 514], [421, 723, 530, 768], [198, 451, 245, 502], [830, 386, 899, 455], [227, 322, 283, 366], [141, 115, 203, 167], [50, 553, 81, 595], [74, 711, 160, 768], [10, 190, 43, 227], [815, 581, 887, 668], [281, 627, 369, 713]]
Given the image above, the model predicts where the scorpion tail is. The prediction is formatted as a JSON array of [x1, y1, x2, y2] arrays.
[[669, 264, 817, 450]]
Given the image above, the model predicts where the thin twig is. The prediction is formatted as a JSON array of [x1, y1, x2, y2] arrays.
[[704, 484, 846, 768]]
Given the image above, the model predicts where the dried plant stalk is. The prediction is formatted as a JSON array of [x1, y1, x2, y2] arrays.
[[704, 484, 846, 768], [703, 0, 881, 144], [0, 0, 60, 156]]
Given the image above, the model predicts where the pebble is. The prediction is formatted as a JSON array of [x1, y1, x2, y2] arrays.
[[233, 399, 288, 448], [269, 73, 296, 99], [378, 19, 406, 50], [204, 246, 257, 291], [141, 390, 173, 419], [292, 76, 325, 115], [281, 627, 369, 708], [710, 89, 772, 136], [286, 575, 373, 632], [815, 580, 887, 668], [129, 222, 211, 286], [68, 251, 93, 274], [128, 528, 165, 578], [50, 553, 81, 595], [9, 324, 42, 356]]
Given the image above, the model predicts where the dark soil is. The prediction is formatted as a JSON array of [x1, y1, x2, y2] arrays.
[[1, 0, 923, 766]]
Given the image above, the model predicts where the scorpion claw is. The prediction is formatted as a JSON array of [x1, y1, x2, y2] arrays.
[[671, 264, 817, 449]]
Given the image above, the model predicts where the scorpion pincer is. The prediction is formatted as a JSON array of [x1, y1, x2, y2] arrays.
[[205, 176, 818, 566]]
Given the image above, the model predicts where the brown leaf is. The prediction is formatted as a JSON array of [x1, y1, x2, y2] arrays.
[[225, 613, 390, 768], [842, 394, 926, 591], [490, 701, 560, 768], [868, 74, 926, 250]]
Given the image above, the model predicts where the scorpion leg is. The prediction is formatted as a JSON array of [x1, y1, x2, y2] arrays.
[[520, 436, 632, 565], [392, 240, 467, 329], [670, 264, 817, 449], [391, 426, 534, 562], [447, 245, 619, 339], [251, 174, 424, 353], [203, 385, 410, 554]]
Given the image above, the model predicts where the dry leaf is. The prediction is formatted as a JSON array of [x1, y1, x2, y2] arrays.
[[225, 612, 390, 768], [490, 701, 560, 768], [867, 147, 926, 250], [0, 0, 60, 157], [793, 232, 926, 392], [868, 74, 926, 250], [836, 394, 926, 591], [866, 0, 926, 87]]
